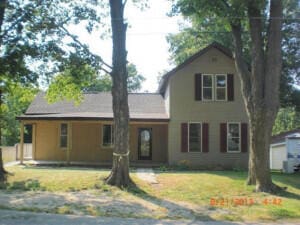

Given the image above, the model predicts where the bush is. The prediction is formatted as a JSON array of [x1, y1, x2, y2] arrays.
[[176, 160, 191, 170]]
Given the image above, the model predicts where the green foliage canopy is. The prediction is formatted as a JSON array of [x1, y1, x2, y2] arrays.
[[272, 107, 300, 135], [0, 0, 110, 87], [167, 0, 299, 108], [46, 62, 145, 105], [1, 82, 37, 145]]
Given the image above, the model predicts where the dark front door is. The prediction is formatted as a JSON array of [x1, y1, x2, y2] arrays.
[[138, 128, 152, 160]]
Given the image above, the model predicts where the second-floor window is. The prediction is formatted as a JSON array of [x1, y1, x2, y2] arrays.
[[195, 73, 234, 101], [215, 74, 227, 101], [102, 124, 114, 147], [202, 74, 214, 101]]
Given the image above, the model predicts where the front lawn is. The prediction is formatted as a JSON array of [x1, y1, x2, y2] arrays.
[[0, 165, 299, 222], [134, 170, 300, 221], [1, 166, 111, 192]]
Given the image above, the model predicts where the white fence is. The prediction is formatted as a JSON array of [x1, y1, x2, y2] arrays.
[[1, 143, 32, 163], [1, 145, 17, 163]]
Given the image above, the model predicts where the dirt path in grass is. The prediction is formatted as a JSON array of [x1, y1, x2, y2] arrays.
[[0, 189, 230, 220], [1, 209, 299, 225], [136, 168, 159, 184]]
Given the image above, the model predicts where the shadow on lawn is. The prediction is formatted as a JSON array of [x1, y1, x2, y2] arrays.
[[272, 172, 300, 190], [276, 189, 300, 201], [154, 169, 248, 179], [127, 181, 219, 221]]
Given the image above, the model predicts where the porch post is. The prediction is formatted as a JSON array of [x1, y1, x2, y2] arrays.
[[20, 121, 24, 164], [66, 122, 72, 165]]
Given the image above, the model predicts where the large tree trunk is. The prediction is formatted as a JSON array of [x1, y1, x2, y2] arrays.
[[0, 90, 8, 182], [106, 0, 131, 187], [231, 0, 283, 192], [0, 0, 7, 182], [0, 149, 7, 182], [247, 109, 280, 192]]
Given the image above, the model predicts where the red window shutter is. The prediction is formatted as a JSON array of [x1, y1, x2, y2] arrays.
[[241, 123, 248, 153], [181, 123, 188, 152], [195, 73, 202, 101], [227, 74, 234, 101], [220, 123, 227, 153], [202, 123, 209, 153]]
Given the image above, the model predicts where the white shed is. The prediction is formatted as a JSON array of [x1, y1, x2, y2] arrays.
[[270, 142, 287, 170], [270, 129, 300, 172]]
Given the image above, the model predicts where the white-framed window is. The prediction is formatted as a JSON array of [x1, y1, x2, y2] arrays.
[[202, 74, 214, 101], [188, 123, 202, 152], [215, 74, 227, 101], [227, 122, 241, 152], [60, 123, 68, 148], [102, 124, 114, 147]]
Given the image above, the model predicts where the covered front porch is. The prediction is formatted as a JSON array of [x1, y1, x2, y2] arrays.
[[18, 120, 168, 165]]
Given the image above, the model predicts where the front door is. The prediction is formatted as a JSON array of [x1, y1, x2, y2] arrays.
[[138, 128, 152, 160]]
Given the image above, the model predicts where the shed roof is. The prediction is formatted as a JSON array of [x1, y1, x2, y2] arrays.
[[18, 92, 169, 121], [271, 128, 300, 144]]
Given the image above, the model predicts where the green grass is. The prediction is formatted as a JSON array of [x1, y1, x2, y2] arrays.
[[1, 166, 111, 192], [133, 170, 300, 221], [1, 166, 299, 222]]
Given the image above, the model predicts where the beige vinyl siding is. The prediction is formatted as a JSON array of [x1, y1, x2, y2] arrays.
[[129, 124, 168, 163], [71, 123, 112, 162], [29, 120, 168, 164], [168, 47, 249, 168], [35, 121, 66, 161]]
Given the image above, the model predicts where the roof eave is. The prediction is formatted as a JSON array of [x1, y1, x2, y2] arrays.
[[158, 42, 233, 95], [17, 115, 170, 122]]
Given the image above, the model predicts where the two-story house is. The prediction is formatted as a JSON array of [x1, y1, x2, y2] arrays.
[[18, 42, 249, 168]]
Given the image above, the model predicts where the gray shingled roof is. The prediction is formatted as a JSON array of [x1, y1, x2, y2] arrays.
[[19, 92, 169, 121], [271, 128, 300, 144]]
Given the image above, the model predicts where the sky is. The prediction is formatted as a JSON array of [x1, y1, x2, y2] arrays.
[[69, 0, 182, 93]]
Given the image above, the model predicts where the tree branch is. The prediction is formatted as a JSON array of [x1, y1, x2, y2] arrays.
[[60, 26, 112, 75], [123, 0, 128, 8], [220, 0, 230, 10], [230, 21, 253, 114], [247, 1, 265, 103], [0, 0, 6, 34], [265, 0, 283, 110]]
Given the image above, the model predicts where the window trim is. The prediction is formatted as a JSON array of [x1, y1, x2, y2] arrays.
[[202, 74, 214, 101], [215, 74, 227, 101], [227, 122, 241, 153], [102, 124, 114, 148], [59, 123, 68, 149], [188, 122, 202, 152]]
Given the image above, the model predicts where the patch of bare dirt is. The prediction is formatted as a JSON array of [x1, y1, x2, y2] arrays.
[[0, 190, 230, 220]]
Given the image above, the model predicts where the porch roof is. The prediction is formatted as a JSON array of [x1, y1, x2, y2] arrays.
[[18, 92, 169, 121]]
